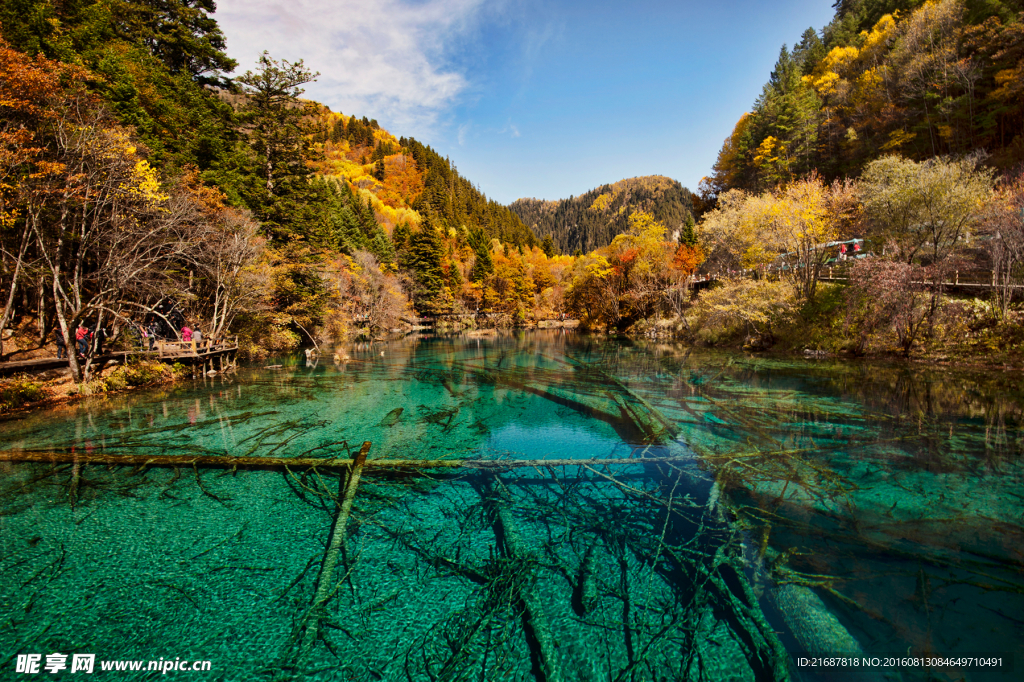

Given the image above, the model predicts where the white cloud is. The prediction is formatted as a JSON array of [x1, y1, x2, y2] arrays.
[[498, 120, 520, 138], [215, 0, 487, 135]]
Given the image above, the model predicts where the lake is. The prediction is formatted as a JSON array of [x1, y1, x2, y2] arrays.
[[1, 330, 1021, 681]]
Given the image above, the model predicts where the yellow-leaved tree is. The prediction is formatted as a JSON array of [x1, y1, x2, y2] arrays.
[[564, 252, 614, 325], [767, 174, 859, 300], [605, 211, 676, 327], [699, 190, 776, 272], [700, 176, 858, 301]]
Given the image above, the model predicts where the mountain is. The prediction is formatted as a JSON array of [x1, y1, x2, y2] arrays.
[[509, 176, 695, 254], [310, 108, 536, 247]]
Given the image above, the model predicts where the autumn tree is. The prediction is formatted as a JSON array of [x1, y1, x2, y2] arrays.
[[699, 190, 777, 273], [859, 154, 993, 264], [845, 258, 934, 356], [27, 114, 197, 381], [564, 253, 615, 325], [768, 174, 859, 300], [0, 39, 82, 355], [347, 250, 409, 337], [605, 211, 675, 326], [665, 241, 705, 320], [689, 279, 798, 347], [171, 172, 267, 336], [699, 174, 858, 301], [0, 38, 270, 378], [485, 243, 534, 320], [562, 211, 676, 328], [2, 46, 184, 379], [982, 170, 1024, 318]]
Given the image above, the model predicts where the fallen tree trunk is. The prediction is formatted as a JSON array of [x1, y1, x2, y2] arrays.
[[296, 441, 371, 656], [479, 477, 566, 682], [0, 451, 694, 470]]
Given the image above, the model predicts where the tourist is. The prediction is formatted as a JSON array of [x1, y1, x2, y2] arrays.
[[94, 326, 107, 355], [75, 324, 90, 357], [54, 329, 66, 359]]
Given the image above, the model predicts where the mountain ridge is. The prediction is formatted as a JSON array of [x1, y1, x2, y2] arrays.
[[509, 175, 695, 254]]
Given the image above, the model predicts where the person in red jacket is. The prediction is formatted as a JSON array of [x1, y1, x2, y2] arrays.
[[75, 324, 90, 357]]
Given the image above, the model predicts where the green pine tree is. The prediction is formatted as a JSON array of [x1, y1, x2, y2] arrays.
[[407, 221, 445, 313], [234, 51, 321, 240], [680, 215, 698, 248], [541, 234, 557, 257]]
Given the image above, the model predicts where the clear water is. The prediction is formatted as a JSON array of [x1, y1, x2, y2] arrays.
[[1, 331, 1021, 681]]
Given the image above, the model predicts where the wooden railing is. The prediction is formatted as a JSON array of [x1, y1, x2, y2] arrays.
[[154, 336, 238, 358], [817, 267, 1024, 289], [691, 265, 1022, 291]]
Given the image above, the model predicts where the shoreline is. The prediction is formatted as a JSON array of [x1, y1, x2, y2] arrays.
[[3, 328, 1021, 418], [0, 359, 200, 417]]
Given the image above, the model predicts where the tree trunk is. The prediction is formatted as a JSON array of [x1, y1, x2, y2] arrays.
[[0, 220, 32, 358]]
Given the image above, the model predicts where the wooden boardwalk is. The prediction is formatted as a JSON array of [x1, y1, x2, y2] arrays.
[[692, 267, 1023, 292], [0, 337, 239, 377]]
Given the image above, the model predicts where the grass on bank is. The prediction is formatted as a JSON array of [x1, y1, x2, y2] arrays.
[[673, 278, 1024, 365]]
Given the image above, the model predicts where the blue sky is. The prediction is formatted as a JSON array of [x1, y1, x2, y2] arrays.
[[216, 0, 837, 203]]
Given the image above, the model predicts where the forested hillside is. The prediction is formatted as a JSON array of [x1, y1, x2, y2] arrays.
[[683, 0, 1024, 362], [510, 176, 695, 254], [705, 0, 1024, 198], [0, 0, 543, 377], [307, 108, 535, 248]]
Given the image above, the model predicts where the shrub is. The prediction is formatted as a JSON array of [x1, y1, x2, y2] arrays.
[[687, 279, 798, 347], [789, 282, 848, 352], [0, 378, 47, 412], [845, 259, 935, 356], [102, 360, 176, 391], [234, 312, 301, 360]]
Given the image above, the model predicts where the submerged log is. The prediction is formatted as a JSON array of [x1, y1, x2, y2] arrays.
[[0, 451, 694, 470], [480, 478, 565, 682], [297, 441, 371, 656], [560, 354, 681, 440]]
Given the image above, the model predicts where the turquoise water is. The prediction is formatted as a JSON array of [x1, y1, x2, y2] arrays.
[[1, 331, 1021, 680]]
